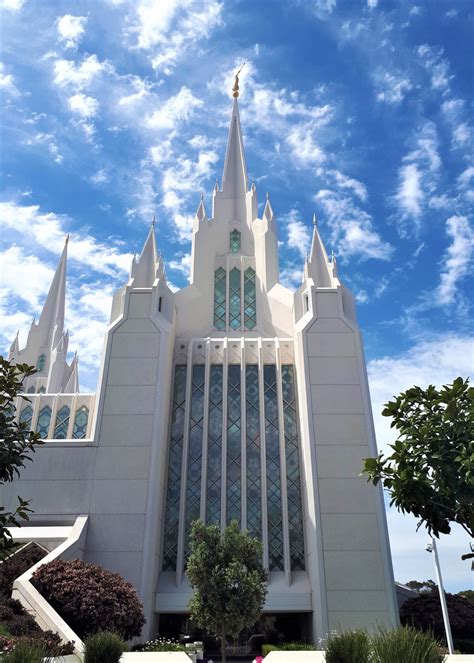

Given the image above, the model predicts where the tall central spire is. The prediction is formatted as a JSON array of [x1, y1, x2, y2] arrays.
[[37, 235, 68, 348], [221, 92, 248, 200]]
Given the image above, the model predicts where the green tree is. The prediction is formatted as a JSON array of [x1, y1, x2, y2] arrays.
[[0, 357, 44, 559], [363, 377, 474, 539], [404, 579, 437, 593], [187, 520, 267, 663]]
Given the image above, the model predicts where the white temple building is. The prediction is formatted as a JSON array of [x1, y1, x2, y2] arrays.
[[4, 82, 398, 647]]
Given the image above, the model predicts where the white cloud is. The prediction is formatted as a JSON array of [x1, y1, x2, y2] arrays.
[[168, 252, 191, 279], [417, 44, 452, 94], [1, 0, 25, 10], [56, 15, 87, 49], [284, 210, 311, 259], [90, 169, 109, 184], [0, 247, 54, 309], [24, 132, 63, 164], [286, 125, 326, 166], [0, 62, 20, 96], [375, 71, 412, 105], [315, 0, 336, 13], [436, 216, 474, 305], [146, 86, 203, 130], [68, 93, 99, 118], [367, 0, 378, 9], [452, 122, 471, 148], [280, 263, 303, 289], [329, 169, 368, 202], [457, 166, 474, 189], [396, 163, 422, 219], [53, 54, 111, 89]]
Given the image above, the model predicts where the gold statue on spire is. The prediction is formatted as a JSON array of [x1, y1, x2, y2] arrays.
[[232, 63, 246, 98]]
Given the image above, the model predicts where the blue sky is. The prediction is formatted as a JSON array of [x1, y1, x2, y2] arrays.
[[1, 0, 473, 592]]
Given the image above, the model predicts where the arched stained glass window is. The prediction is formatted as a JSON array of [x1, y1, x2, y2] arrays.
[[27, 386, 35, 394], [38, 386, 46, 394], [185, 364, 205, 558], [230, 229, 241, 253], [37, 354, 46, 372], [246, 364, 261, 539], [226, 364, 241, 525], [19, 405, 33, 430], [244, 267, 256, 330], [207, 364, 223, 525], [72, 406, 89, 439], [54, 405, 70, 439], [264, 364, 284, 571], [229, 267, 241, 330], [281, 365, 305, 570], [36, 406, 52, 438], [162, 365, 187, 571], [213, 267, 226, 330]]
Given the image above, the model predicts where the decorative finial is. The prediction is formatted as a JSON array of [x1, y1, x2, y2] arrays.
[[65, 233, 70, 245], [200, 192, 204, 201], [331, 250, 336, 263], [232, 62, 246, 98], [151, 213, 156, 227], [266, 191, 269, 200], [312, 213, 317, 226]]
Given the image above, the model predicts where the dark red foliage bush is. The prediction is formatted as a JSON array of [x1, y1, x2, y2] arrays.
[[400, 591, 474, 639], [32, 558, 145, 640], [0, 544, 47, 596]]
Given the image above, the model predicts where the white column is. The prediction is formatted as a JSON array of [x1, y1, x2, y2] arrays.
[[258, 337, 269, 569], [199, 339, 211, 522], [276, 339, 291, 585]]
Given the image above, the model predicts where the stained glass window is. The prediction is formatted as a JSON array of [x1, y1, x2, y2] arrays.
[[229, 268, 241, 330], [227, 364, 241, 525], [162, 365, 187, 571], [281, 365, 305, 570], [230, 229, 241, 253], [19, 405, 33, 431], [27, 386, 35, 393], [37, 354, 46, 371], [38, 386, 46, 394], [264, 364, 284, 570], [207, 364, 223, 525], [54, 405, 70, 439], [72, 406, 89, 439], [214, 267, 226, 330], [185, 364, 205, 558], [244, 267, 256, 330], [246, 364, 261, 539], [36, 406, 51, 438]]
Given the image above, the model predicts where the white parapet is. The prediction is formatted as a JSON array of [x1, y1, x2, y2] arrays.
[[11, 515, 89, 656]]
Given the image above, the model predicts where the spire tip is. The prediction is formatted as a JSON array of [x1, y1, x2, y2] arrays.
[[232, 62, 246, 98], [65, 233, 69, 245]]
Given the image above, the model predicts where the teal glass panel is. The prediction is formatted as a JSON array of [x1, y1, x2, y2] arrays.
[[281, 365, 305, 570], [162, 365, 187, 571], [244, 267, 257, 330], [227, 364, 241, 525], [213, 267, 227, 330], [72, 406, 89, 439], [27, 386, 35, 394], [207, 364, 223, 525], [230, 229, 241, 253], [185, 364, 205, 558], [229, 267, 241, 330], [19, 405, 33, 431], [38, 386, 46, 394], [264, 364, 284, 570], [36, 406, 51, 438], [54, 405, 70, 439], [37, 354, 46, 371], [246, 364, 261, 539]]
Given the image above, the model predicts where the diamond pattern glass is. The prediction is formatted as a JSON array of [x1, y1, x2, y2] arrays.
[[36, 406, 51, 438], [246, 364, 261, 539], [213, 267, 226, 330], [19, 405, 33, 430], [162, 365, 187, 571], [281, 365, 305, 570], [37, 354, 46, 372], [227, 364, 241, 525], [264, 364, 284, 570], [230, 229, 241, 253], [72, 406, 89, 439], [244, 267, 257, 330], [207, 364, 223, 525], [229, 267, 241, 330], [54, 405, 70, 439], [185, 364, 205, 558]]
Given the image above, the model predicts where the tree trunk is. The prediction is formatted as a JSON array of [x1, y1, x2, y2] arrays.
[[221, 628, 226, 663]]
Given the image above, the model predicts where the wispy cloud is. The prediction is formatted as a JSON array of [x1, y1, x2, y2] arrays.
[[56, 15, 88, 50], [436, 215, 474, 305]]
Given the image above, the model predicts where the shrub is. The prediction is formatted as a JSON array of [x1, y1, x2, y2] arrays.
[[2, 640, 47, 663], [84, 631, 126, 663], [0, 544, 47, 597], [132, 637, 187, 652], [455, 638, 474, 654], [32, 558, 145, 640], [280, 642, 318, 650], [371, 626, 442, 663], [324, 630, 371, 663], [262, 644, 278, 656], [400, 591, 474, 640]]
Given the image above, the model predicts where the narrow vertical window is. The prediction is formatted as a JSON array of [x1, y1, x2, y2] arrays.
[[244, 267, 257, 330], [185, 364, 205, 557], [207, 364, 223, 525], [158, 296, 162, 313], [226, 364, 241, 525], [304, 294, 309, 312], [37, 354, 46, 372], [246, 364, 261, 539], [36, 406, 52, 438], [282, 365, 305, 570], [72, 406, 89, 439], [229, 267, 241, 330], [264, 364, 284, 570], [213, 267, 226, 330], [19, 405, 33, 430], [230, 229, 241, 253], [162, 365, 187, 571], [54, 405, 70, 439]]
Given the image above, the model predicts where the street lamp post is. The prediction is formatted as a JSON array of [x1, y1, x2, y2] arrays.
[[426, 537, 454, 655]]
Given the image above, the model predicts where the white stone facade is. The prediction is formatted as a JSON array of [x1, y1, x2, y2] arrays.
[[3, 97, 398, 641]]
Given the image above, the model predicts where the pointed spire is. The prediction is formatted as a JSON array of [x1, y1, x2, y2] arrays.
[[263, 195, 274, 222], [131, 222, 159, 287], [307, 221, 333, 288], [312, 213, 317, 226], [8, 331, 20, 360], [37, 238, 68, 349], [221, 97, 248, 199], [196, 194, 207, 222], [63, 352, 79, 393]]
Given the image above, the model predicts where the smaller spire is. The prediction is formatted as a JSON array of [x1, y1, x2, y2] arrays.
[[312, 213, 317, 226], [65, 233, 70, 245], [263, 196, 273, 222], [232, 62, 246, 98], [8, 331, 20, 360], [306, 221, 333, 288], [196, 195, 207, 222]]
